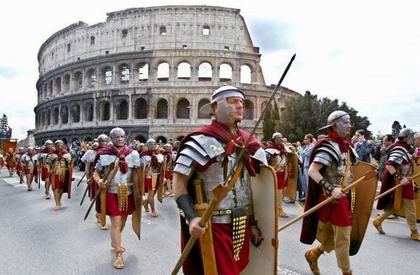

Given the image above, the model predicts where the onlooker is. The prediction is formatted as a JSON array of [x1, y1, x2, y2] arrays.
[[377, 134, 395, 180], [354, 129, 374, 162], [296, 133, 314, 202]]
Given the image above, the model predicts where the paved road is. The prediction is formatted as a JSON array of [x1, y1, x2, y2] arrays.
[[0, 168, 419, 275]]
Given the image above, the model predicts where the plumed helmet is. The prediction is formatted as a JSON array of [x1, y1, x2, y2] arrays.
[[319, 110, 350, 130], [97, 134, 109, 143], [271, 132, 283, 140], [109, 127, 125, 144], [199, 86, 245, 116], [45, 140, 53, 146]]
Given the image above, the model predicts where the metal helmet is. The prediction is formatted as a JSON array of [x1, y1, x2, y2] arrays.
[[146, 138, 156, 149], [27, 146, 34, 151], [319, 110, 350, 131], [45, 140, 53, 146], [54, 140, 64, 146], [163, 143, 172, 151], [109, 127, 125, 144], [199, 86, 245, 124], [271, 132, 283, 140], [399, 128, 415, 144], [97, 134, 109, 143]]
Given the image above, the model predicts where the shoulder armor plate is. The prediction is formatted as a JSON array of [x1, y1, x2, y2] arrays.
[[190, 134, 224, 159]]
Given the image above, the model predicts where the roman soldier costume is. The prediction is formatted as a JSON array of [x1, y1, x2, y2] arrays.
[[92, 127, 141, 269], [15, 147, 25, 184], [373, 128, 420, 241], [49, 140, 73, 209], [39, 140, 54, 199], [266, 132, 289, 217], [21, 147, 37, 191], [82, 134, 110, 229], [173, 86, 266, 275], [140, 138, 164, 217], [5, 148, 15, 176], [300, 110, 358, 275], [162, 143, 175, 195]]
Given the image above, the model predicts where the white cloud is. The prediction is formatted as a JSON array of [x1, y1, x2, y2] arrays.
[[1, 0, 419, 139]]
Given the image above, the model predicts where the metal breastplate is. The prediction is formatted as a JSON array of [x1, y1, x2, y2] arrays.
[[196, 152, 252, 223], [321, 151, 352, 188]]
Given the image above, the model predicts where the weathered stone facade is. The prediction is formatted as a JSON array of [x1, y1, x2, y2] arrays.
[[34, 5, 299, 145]]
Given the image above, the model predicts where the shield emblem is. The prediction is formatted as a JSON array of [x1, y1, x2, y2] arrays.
[[395, 157, 420, 221], [242, 165, 278, 275], [349, 161, 378, 256]]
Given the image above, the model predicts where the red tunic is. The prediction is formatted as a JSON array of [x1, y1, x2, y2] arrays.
[[180, 217, 250, 275]]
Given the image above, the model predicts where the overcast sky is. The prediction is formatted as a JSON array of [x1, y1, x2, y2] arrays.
[[1, 0, 419, 140]]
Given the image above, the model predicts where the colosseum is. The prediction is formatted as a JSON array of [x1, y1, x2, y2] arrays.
[[34, 5, 299, 145]]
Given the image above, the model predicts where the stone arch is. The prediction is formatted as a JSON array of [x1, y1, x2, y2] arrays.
[[73, 71, 83, 91], [176, 98, 190, 119], [198, 62, 212, 81], [102, 66, 113, 85], [99, 101, 110, 121], [219, 63, 232, 82], [177, 62, 191, 80], [48, 80, 53, 96], [176, 135, 184, 141], [61, 105, 69, 124], [118, 63, 130, 84], [198, 98, 211, 119], [240, 65, 252, 84], [136, 62, 149, 81], [64, 74, 71, 92], [83, 102, 94, 121], [62, 138, 68, 145], [55, 77, 62, 94], [43, 83, 48, 98], [134, 97, 147, 119], [134, 135, 147, 143], [115, 99, 128, 120], [156, 98, 168, 119], [84, 137, 93, 142], [86, 68, 97, 88], [157, 62, 169, 81], [244, 100, 254, 120], [52, 107, 59, 124], [46, 109, 51, 125], [155, 136, 167, 144], [71, 103, 81, 122]]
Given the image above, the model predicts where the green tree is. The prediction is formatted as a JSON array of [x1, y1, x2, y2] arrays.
[[277, 91, 371, 142]]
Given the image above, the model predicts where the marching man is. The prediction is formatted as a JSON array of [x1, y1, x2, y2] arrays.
[[21, 147, 37, 191]]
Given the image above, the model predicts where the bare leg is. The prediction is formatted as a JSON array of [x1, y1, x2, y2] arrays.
[[149, 190, 158, 217], [26, 174, 32, 191], [110, 216, 125, 269], [53, 189, 60, 209], [45, 179, 51, 199]]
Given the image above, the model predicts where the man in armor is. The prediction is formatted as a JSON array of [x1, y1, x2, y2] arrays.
[[92, 128, 141, 269], [140, 138, 164, 217], [81, 134, 110, 229], [21, 147, 37, 191], [5, 148, 16, 177], [15, 147, 25, 184], [39, 140, 54, 199], [266, 132, 289, 217], [300, 110, 357, 275], [49, 140, 73, 210], [173, 86, 265, 275], [162, 143, 175, 196], [373, 128, 420, 241]]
